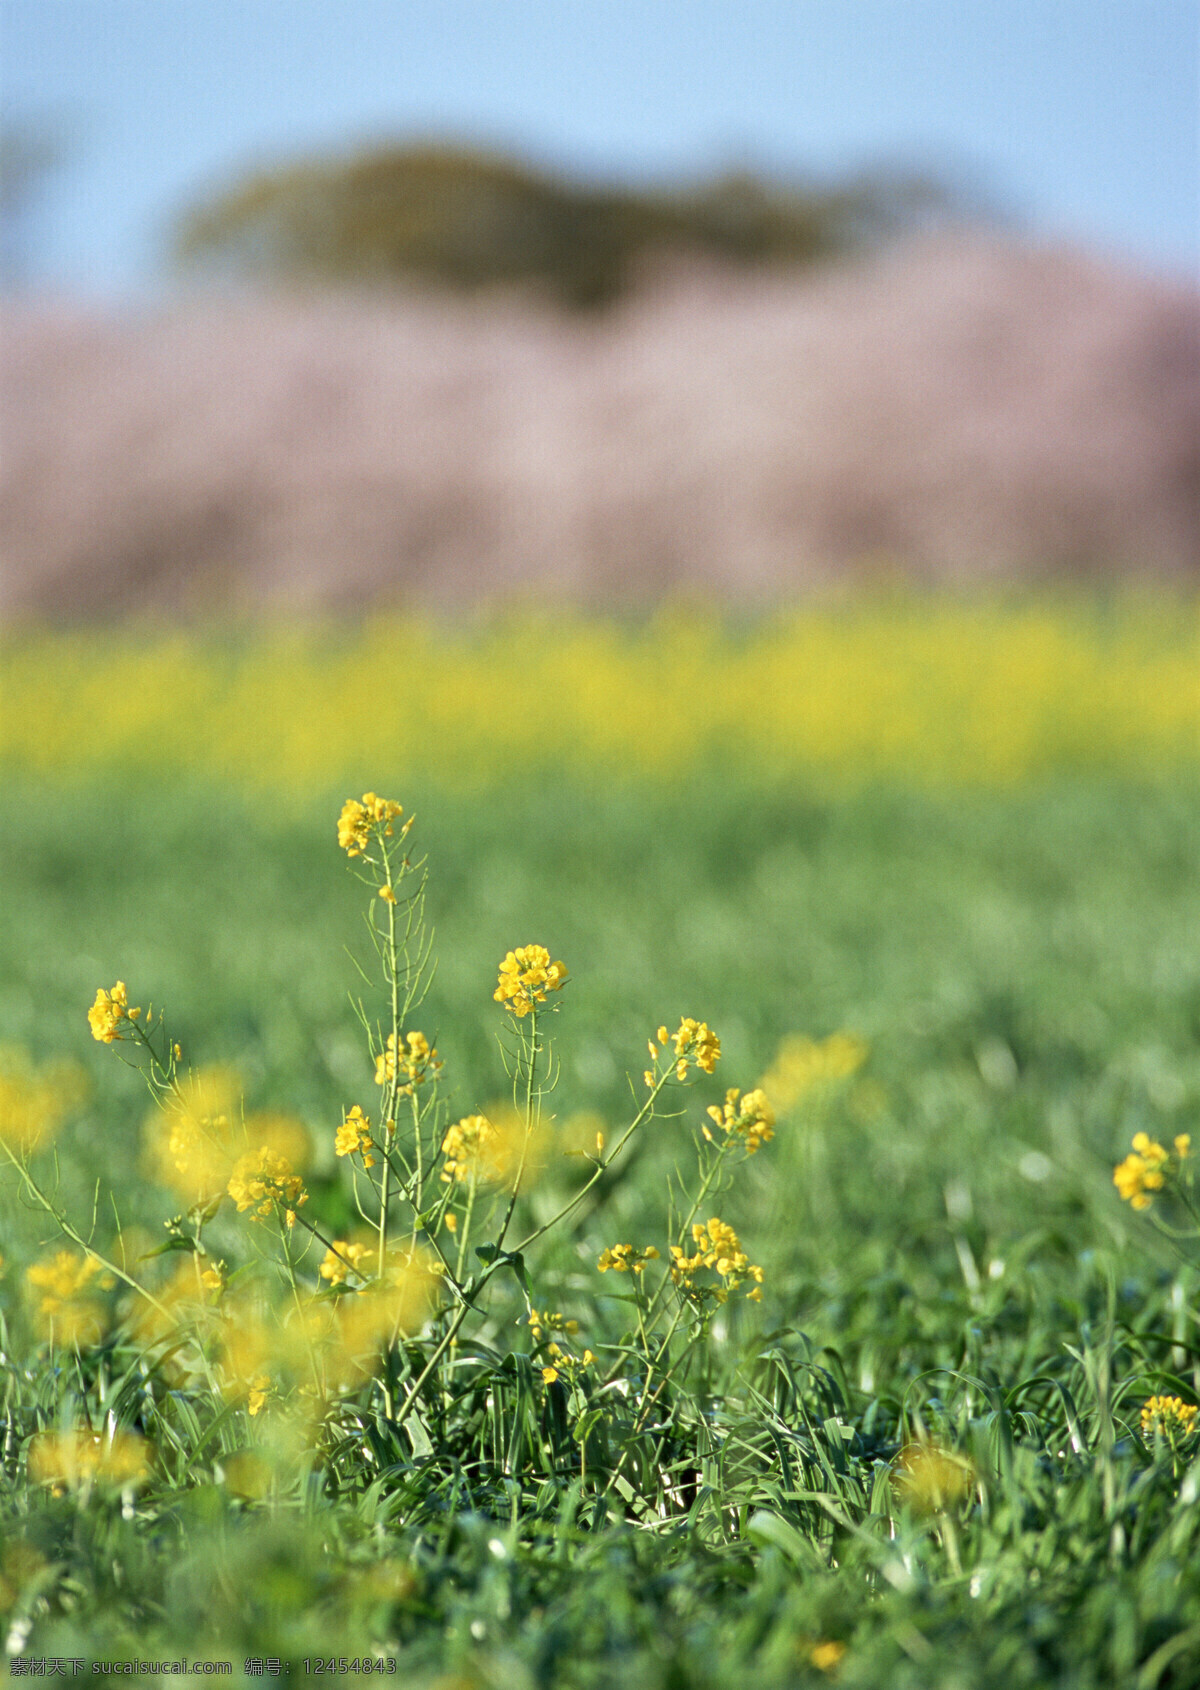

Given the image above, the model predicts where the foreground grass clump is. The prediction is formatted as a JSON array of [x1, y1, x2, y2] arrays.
[[3, 593, 1199, 792], [2, 771, 1200, 1684]]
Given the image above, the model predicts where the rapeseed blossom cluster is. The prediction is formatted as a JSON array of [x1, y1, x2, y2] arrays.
[[527, 1307, 580, 1341], [319, 1241, 373, 1286], [144, 1064, 239, 1204], [494, 945, 568, 1017], [332, 1101, 375, 1169], [227, 1146, 308, 1224], [894, 1441, 974, 1513], [540, 1341, 596, 1386], [337, 792, 406, 857], [1141, 1395, 1198, 1441], [705, 1087, 775, 1154], [87, 981, 140, 1043], [374, 1030, 441, 1093], [669, 1219, 763, 1302], [439, 1113, 496, 1183], [335, 1104, 376, 1167], [25, 1249, 111, 1344], [645, 1019, 721, 1086], [1113, 1131, 1190, 1210], [27, 1429, 149, 1490], [596, 1244, 660, 1275], [0, 1046, 86, 1155], [759, 1031, 868, 1112]]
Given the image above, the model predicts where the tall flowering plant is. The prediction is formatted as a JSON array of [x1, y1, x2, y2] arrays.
[[7, 791, 772, 1497]]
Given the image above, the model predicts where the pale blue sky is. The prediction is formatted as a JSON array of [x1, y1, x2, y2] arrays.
[[4, 0, 1198, 296]]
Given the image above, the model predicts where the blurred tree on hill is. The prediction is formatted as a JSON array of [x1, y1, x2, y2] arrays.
[[171, 142, 963, 309]]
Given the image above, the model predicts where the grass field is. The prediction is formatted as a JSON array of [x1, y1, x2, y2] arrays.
[[3, 597, 1200, 1686]]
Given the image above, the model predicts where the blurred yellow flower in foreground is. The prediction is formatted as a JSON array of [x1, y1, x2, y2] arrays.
[[894, 1441, 974, 1513], [27, 1429, 148, 1489], [25, 1249, 111, 1345], [0, 1044, 87, 1156]]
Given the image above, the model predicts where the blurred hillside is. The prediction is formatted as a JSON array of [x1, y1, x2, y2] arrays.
[[2, 233, 1198, 616]]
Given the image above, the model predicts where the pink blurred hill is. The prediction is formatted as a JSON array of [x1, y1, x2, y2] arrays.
[[2, 234, 1197, 617]]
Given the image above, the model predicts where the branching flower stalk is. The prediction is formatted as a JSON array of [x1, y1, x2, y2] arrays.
[[66, 792, 772, 1485]]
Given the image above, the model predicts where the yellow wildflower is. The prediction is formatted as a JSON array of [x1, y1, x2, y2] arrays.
[[227, 1146, 308, 1219], [669, 1218, 763, 1301], [760, 1031, 868, 1112], [25, 1249, 111, 1345], [894, 1441, 974, 1513], [0, 1045, 86, 1155], [494, 944, 568, 1017], [337, 792, 405, 858], [27, 1429, 148, 1489], [246, 1375, 271, 1417], [327, 1244, 443, 1382], [706, 1086, 775, 1154], [527, 1308, 581, 1341], [542, 1366, 560, 1385], [439, 1107, 548, 1190], [1175, 1134, 1191, 1158], [87, 981, 140, 1043], [1114, 1131, 1171, 1210], [199, 1265, 224, 1292], [335, 1104, 375, 1167], [374, 1030, 442, 1093], [439, 1113, 497, 1184], [662, 1017, 721, 1077], [319, 1240, 373, 1286], [1141, 1395, 1198, 1441], [143, 1063, 242, 1206], [810, 1641, 847, 1673], [378, 884, 397, 903], [597, 1243, 660, 1275]]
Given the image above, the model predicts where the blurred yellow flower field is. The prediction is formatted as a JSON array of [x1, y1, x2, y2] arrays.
[[5, 593, 1198, 791]]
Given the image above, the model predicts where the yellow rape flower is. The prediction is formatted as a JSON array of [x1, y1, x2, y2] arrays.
[[87, 981, 140, 1043], [334, 1104, 375, 1167], [494, 944, 568, 1017], [25, 1249, 111, 1345], [705, 1086, 775, 1153], [596, 1244, 660, 1275], [319, 1240, 373, 1286], [760, 1031, 868, 1112], [337, 791, 406, 857], [1114, 1130, 1174, 1210], [894, 1441, 974, 1513], [439, 1113, 496, 1184], [27, 1429, 148, 1490], [246, 1376, 271, 1417], [374, 1030, 442, 1093], [810, 1641, 847, 1673], [0, 1045, 87, 1156], [227, 1146, 308, 1220], [669, 1218, 763, 1301], [666, 1018, 721, 1077], [1141, 1395, 1198, 1441]]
